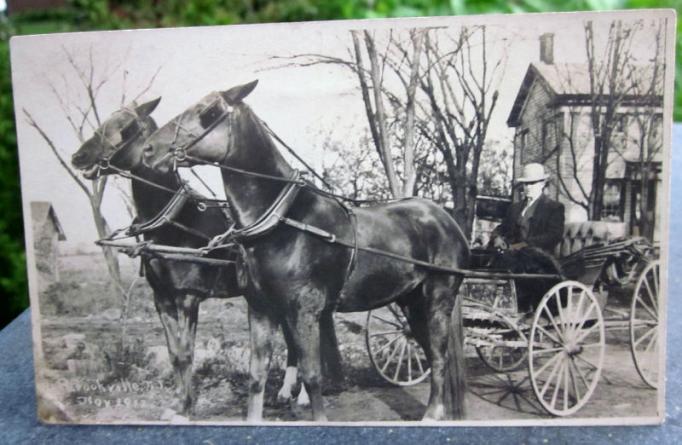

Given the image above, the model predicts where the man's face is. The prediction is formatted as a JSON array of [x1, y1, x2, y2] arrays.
[[522, 180, 545, 200]]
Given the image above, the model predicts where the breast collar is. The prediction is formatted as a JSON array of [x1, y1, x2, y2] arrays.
[[233, 170, 304, 241], [127, 189, 191, 236]]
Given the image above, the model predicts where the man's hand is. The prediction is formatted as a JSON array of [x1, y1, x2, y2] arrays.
[[492, 236, 508, 250], [510, 242, 528, 251]]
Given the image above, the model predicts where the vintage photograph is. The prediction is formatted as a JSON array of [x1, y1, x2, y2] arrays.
[[11, 9, 674, 425]]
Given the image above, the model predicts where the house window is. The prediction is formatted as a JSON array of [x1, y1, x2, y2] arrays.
[[541, 120, 549, 155], [601, 179, 624, 222], [518, 129, 529, 164]]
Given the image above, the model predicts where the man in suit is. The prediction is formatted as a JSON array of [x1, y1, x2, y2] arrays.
[[491, 163, 565, 254], [490, 163, 565, 312]]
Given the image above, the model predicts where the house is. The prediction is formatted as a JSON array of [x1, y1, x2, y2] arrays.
[[506, 33, 664, 242], [31, 201, 66, 292]]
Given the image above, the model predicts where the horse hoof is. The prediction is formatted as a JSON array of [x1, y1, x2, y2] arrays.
[[170, 414, 190, 424], [246, 415, 263, 423], [420, 416, 439, 423], [422, 405, 446, 421], [296, 390, 310, 407], [276, 390, 292, 404]]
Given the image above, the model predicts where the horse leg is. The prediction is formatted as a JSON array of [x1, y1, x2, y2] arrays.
[[320, 308, 344, 384], [152, 292, 184, 405], [175, 293, 200, 414], [399, 287, 433, 365], [277, 323, 310, 406], [246, 304, 277, 422], [287, 306, 327, 421], [279, 309, 340, 407], [421, 275, 465, 421]]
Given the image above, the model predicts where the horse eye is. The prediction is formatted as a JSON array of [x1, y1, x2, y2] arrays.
[[199, 102, 224, 129], [120, 120, 140, 142]]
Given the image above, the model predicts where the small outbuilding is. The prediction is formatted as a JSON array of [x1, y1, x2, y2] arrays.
[[31, 201, 66, 292]]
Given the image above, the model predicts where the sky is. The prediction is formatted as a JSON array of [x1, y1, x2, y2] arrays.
[[10, 10, 673, 250]]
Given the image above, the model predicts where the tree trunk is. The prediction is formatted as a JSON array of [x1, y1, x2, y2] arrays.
[[401, 30, 425, 198], [364, 31, 402, 198], [88, 196, 122, 294]]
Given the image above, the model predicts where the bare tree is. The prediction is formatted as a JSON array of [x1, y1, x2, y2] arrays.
[[553, 111, 593, 216], [584, 19, 643, 219], [552, 18, 665, 230], [23, 46, 160, 299], [274, 27, 431, 199], [274, 26, 504, 237], [418, 26, 504, 234], [350, 28, 428, 198], [321, 130, 391, 202], [626, 20, 666, 239]]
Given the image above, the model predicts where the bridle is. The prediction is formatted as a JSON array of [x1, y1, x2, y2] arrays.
[[88, 109, 232, 243], [95, 108, 147, 175], [152, 96, 360, 297], [151, 95, 235, 172]]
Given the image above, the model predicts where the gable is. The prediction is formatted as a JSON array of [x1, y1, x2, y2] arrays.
[[30, 201, 66, 241]]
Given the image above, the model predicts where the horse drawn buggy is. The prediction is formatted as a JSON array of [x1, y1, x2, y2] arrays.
[[365, 224, 660, 416], [73, 80, 662, 421]]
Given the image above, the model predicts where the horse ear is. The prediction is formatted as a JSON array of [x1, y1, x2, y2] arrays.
[[221, 80, 258, 105], [135, 97, 161, 117]]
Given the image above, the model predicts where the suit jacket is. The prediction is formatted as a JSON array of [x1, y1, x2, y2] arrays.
[[493, 194, 565, 253]]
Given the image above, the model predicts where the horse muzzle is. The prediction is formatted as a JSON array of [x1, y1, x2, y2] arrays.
[[142, 144, 167, 171]]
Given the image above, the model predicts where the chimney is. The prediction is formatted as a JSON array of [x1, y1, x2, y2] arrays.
[[539, 33, 554, 64]]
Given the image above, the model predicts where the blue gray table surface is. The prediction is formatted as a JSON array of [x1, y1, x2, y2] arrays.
[[2, 126, 681, 444]]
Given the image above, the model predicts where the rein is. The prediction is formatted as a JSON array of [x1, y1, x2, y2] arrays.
[[159, 99, 507, 279], [93, 119, 232, 244]]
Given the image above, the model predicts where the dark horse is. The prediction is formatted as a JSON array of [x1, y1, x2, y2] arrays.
[[70, 99, 341, 415], [142, 81, 469, 421]]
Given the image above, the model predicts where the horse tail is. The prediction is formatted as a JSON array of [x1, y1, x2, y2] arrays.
[[443, 276, 467, 419], [319, 309, 344, 383]]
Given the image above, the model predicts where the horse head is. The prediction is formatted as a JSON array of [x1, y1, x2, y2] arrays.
[[71, 97, 161, 178], [142, 80, 259, 173]]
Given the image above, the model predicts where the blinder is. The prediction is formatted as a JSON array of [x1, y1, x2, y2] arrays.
[[199, 99, 227, 129], [167, 95, 234, 165], [96, 115, 145, 171]]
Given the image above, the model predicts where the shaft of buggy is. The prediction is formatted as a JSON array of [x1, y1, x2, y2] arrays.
[[95, 239, 238, 267]]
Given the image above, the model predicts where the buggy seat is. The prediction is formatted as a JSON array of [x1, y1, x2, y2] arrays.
[[556, 221, 627, 258], [557, 221, 626, 287]]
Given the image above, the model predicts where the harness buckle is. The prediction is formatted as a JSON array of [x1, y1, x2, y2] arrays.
[[99, 158, 110, 170], [173, 147, 187, 162], [202, 224, 236, 254], [197, 201, 208, 212]]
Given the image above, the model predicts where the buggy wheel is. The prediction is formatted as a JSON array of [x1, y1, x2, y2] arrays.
[[630, 260, 660, 389], [475, 313, 528, 373], [365, 304, 430, 386], [528, 281, 605, 416]]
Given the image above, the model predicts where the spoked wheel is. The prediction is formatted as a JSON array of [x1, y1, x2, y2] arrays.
[[365, 303, 430, 386], [630, 260, 660, 389], [528, 281, 605, 416], [474, 311, 528, 373]]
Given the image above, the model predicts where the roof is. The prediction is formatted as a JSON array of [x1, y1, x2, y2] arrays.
[[30, 201, 66, 241], [507, 63, 664, 127]]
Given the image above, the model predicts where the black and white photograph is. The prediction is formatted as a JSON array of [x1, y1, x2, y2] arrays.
[[11, 9, 675, 425]]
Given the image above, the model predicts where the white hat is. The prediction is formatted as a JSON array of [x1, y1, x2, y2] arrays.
[[517, 162, 549, 183]]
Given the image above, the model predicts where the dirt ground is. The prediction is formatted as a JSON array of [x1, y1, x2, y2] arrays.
[[36, 253, 660, 423]]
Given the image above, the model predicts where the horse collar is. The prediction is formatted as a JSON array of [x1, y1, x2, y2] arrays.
[[206, 170, 303, 248]]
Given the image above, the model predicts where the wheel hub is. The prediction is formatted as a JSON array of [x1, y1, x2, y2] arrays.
[[565, 343, 583, 356]]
